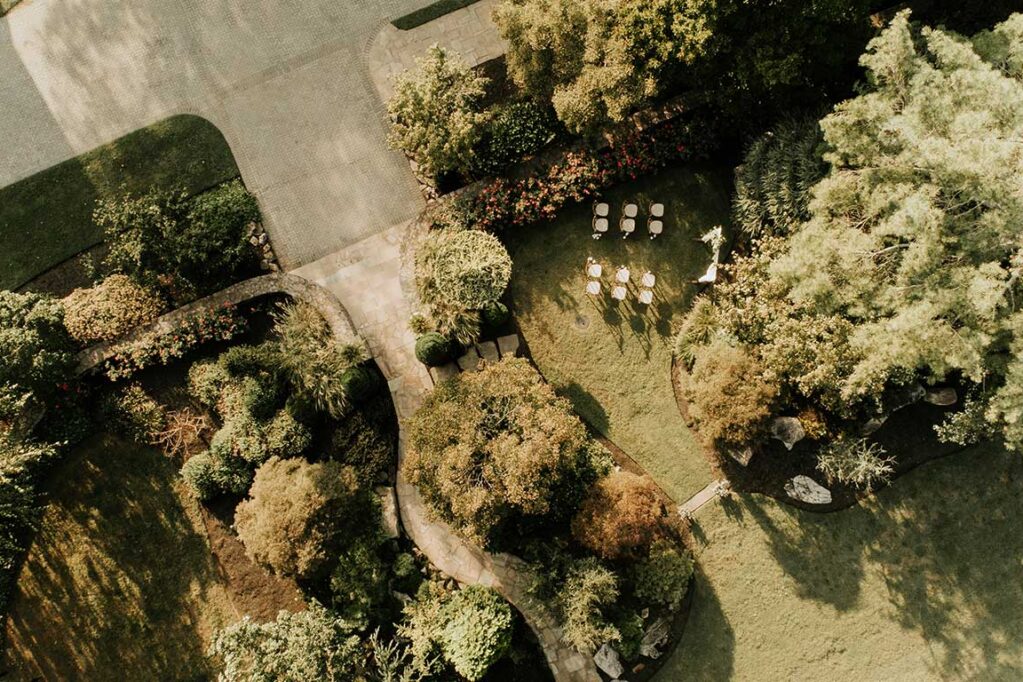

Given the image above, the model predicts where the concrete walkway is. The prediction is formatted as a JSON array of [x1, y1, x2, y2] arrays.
[[1, 0, 426, 269], [366, 0, 505, 104], [679, 479, 728, 517], [294, 224, 599, 682]]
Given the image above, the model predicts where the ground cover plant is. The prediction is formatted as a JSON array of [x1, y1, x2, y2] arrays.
[[0, 115, 240, 290], [653, 441, 1023, 680], [506, 164, 731, 502]]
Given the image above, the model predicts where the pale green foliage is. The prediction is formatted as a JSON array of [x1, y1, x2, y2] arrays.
[[631, 539, 694, 608], [273, 301, 368, 418], [558, 557, 620, 653], [388, 45, 490, 181], [494, 0, 714, 133], [934, 391, 995, 447], [771, 11, 1023, 411], [209, 601, 363, 682], [816, 437, 895, 491], [0, 290, 74, 405]]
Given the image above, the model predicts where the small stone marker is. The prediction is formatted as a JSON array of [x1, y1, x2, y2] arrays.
[[727, 446, 754, 467], [428, 362, 459, 385], [476, 340, 499, 364], [924, 387, 957, 406], [375, 486, 400, 538], [890, 383, 926, 412], [457, 347, 481, 372], [497, 334, 521, 359], [784, 475, 832, 505], [640, 617, 671, 659], [594, 643, 625, 678], [770, 417, 806, 450]]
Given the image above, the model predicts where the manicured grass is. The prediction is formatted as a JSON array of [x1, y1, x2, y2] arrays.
[[657, 442, 1023, 680], [391, 0, 480, 30], [0, 114, 240, 290], [4, 433, 236, 679], [506, 164, 732, 502]]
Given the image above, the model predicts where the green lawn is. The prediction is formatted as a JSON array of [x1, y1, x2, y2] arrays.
[[0, 114, 240, 290], [506, 164, 732, 502], [657, 442, 1023, 680]]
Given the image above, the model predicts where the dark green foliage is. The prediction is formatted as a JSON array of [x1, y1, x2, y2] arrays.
[[329, 398, 396, 485], [99, 179, 260, 298], [479, 301, 510, 338], [0, 291, 75, 406], [733, 116, 827, 239], [630, 539, 694, 608], [101, 384, 165, 444], [0, 115, 239, 289], [339, 366, 380, 405], [391, 0, 480, 30], [237, 375, 284, 421], [415, 332, 454, 367], [470, 101, 558, 177], [180, 451, 253, 501], [330, 533, 391, 627], [0, 437, 59, 612], [614, 611, 644, 660]]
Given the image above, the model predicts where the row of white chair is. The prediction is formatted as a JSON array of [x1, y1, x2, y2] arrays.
[[592, 201, 664, 240]]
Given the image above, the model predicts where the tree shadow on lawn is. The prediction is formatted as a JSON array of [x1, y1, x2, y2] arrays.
[[737, 444, 1023, 678], [656, 571, 736, 681], [556, 381, 611, 434], [5, 433, 228, 681]]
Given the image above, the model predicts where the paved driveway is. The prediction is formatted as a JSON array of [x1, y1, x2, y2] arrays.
[[0, 0, 428, 268]]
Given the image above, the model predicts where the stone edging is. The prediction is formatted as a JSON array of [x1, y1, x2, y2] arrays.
[[76, 273, 360, 374]]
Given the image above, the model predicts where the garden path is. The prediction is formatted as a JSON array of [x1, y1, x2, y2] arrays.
[[294, 223, 601, 682], [0, 0, 426, 268]]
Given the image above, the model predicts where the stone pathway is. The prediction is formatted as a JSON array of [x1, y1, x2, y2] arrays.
[[366, 0, 506, 104], [679, 479, 728, 517], [294, 224, 599, 682], [1, 0, 427, 269]]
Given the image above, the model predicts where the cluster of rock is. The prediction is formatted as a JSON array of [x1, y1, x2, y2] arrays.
[[247, 222, 280, 272], [593, 613, 673, 680]]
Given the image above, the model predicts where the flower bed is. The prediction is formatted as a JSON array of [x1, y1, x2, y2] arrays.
[[100, 304, 246, 381], [446, 119, 715, 233]]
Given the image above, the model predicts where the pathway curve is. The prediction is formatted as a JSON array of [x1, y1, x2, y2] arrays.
[[1, 0, 427, 268], [294, 224, 600, 682]]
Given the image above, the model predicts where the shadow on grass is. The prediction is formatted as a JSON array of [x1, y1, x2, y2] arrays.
[[658, 572, 736, 681], [557, 381, 610, 434], [5, 433, 224, 680]]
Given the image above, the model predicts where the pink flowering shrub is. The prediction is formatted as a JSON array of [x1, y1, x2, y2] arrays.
[[448, 120, 712, 232], [101, 304, 246, 381]]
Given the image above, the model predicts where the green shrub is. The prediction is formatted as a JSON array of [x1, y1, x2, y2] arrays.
[[262, 410, 312, 460], [557, 557, 620, 653], [219, 343, 279, 377], [392, 552, 420, 594], [330, 410, 395, 485], [330, 534, 390, 627], [415, 332, 454, 367], [470, 101, 558, 177], [237, 375, 283, 421], [103, 384, 165, 444], [188, 359, 232, 408], [0, 291, 75, 406], [431, 230, 512, 310], [479, 301, 510, 337], [614, 611, 644, 661], [180, 453, 219, 500], [631, 539, 694, 609], [339, 366, 379, 404]]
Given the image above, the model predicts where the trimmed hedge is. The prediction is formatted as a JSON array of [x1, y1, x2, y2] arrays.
[[415, 332, 454, 367], [391, 0, 480, 30]]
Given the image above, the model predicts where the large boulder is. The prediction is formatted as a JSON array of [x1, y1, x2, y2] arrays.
[[639, 617, 671, 659], [770, 417, 806, 450], [726, 446, 754, 467], [784, 475, 832, 505], [594, 643, 625, 678], [375, 486, 400, 539], [925, 387, 958, 406]]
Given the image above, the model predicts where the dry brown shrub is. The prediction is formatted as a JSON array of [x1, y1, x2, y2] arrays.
[[571, 471, 667, 560]]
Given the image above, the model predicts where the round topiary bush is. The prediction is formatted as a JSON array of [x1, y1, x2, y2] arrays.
[[479, 301, 510, 338], [415, 332, 454, 367], [432, 231, 512, 310], [181, 453, 219, 501], [340, 366, 380, 404]]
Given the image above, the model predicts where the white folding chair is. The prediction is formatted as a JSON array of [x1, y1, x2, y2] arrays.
[[594, 202, 610, 217], [586, 280, 601, 296], [624, 203, 639, 218], [616, 267, 630, 284], [638, 289, 654, 305], [648, 219, 663, 239], [621, 217, 636, 238], [611, 286, 627, 301], [650, 203, 665, 218], [641, 272, 656, 288], [587, 262, 603, 278], [592, 217, 609, 239]]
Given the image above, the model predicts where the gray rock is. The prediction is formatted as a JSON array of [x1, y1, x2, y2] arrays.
[[476, 340, 499, 364], [639, 617, 671, 659], [594, 643, 625, 678], [784, 475, 832, 505], [727, 446, 754, 466], [861, 415, 888, 436], [429, 362, 459, 385], [497, 334, 521, 359], [890, 383, 926, 412], [457, 348, 481, 372], [392, 590, 412, 605], [925, 387, 957, 406], [770, 417, 806, 450], [375, 486, 400, 539]]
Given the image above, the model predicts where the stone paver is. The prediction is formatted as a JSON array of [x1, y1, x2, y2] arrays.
[[1, 0, 426, 268], [679, 479, 727, 517], [366, 0, 505, 105], [295, 223, 599, 682]]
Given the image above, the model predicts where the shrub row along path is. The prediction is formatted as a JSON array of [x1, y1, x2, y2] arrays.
[[294, 226, 601, 681]]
